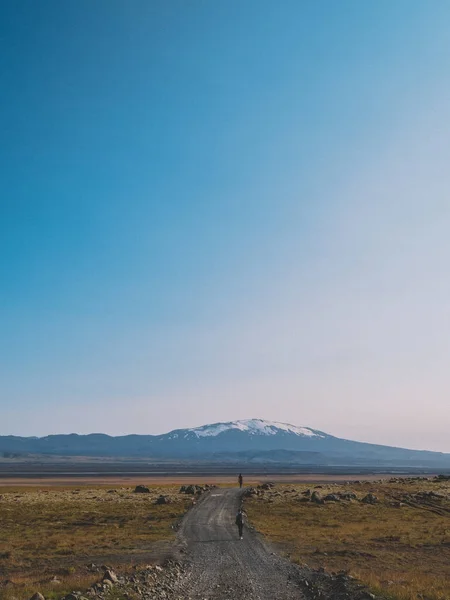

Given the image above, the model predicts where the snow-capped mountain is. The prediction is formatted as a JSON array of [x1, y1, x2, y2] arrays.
[[1, 419, 449, 468], [183, 419, 327, 439], [161, 419, 333, 452]]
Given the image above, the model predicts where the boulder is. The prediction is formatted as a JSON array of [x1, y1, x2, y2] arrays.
[[311, 491, 324, 504], [134, 485, 150, 494], [155, 495, 171, 505], [339, 491, 357, 501], [259, 482, 275, 490], [102, 569, 118, 583], [30, 594, 45, 600], [361, 493, 378, 504], [324, 494, 341, 502]]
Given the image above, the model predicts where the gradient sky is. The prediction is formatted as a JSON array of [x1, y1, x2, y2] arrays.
[[1, 1, 450, 452]]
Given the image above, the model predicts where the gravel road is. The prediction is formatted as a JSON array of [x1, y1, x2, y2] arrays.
[[175, 488, 307, 599]]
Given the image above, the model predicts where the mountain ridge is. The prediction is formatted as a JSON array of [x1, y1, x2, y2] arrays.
[[1, 419, 449, 468]]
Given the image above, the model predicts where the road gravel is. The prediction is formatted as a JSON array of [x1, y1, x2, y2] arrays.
[[175, 488, 307, 599]]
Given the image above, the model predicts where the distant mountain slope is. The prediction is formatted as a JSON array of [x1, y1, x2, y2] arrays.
[[1, 419, 449, 468]]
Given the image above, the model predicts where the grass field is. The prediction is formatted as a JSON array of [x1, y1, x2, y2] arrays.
[[245, 477, 450, 600], [0, 485, 191, 600]]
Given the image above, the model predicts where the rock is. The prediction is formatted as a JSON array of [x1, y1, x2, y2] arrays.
[[155, 495, 171, 505], [259, 482, 275, 490], [324, 494, 341, 502], [361, 493, 378, 504], [134, 485, 150, 494], [339, 491, 357, 501], [244, 487, 258, 497], [30, 594, 45, 600], [102, 569, 118, 583], [184, 485, 196, 495], [179, 486, 187, 493], [311, 491, 324, 504]]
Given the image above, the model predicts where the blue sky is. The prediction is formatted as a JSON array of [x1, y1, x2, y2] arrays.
[[1, 1, 450, 451]]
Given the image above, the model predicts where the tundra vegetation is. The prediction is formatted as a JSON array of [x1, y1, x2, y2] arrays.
[[0, 485, 192, 600], [244, 477, 450, 600]]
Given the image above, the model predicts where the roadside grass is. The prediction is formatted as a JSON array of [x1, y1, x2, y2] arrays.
[[245, 479, 450, 600], [0, 573, 99, 600], [0, 485, 191, 600]]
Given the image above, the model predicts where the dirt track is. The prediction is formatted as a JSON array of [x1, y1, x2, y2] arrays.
[[174, 488, 307, 599]]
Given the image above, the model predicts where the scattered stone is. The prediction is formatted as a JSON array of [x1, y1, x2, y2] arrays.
[[102, 569, 118, 583], [361, 493, 378, 504], [134, 485, 150, 494], [324, 494, 341, 502], [155, 495, 171, 505], [259, 482, 275, 490], [339, 491, 357, 501], [311, 491, 324, 504]]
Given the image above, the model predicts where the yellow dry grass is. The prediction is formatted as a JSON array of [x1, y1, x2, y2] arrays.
[[0, 485, 191, 600], [245, 478, 450, 600]]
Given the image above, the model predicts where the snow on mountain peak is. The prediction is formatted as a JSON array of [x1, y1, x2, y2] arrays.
[[188, 419, 325, 439]]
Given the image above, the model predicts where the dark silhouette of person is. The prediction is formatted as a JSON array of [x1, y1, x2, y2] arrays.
[[235, 507, 245, 539], [238, 473, 243, 488]]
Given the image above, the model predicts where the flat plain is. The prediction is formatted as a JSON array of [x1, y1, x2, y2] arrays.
[[0, 485, 191, 600], [1, 476, 449, 600], [245, 477, 450, 600]]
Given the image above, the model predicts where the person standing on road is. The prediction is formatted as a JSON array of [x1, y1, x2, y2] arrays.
[[235, 507, 246, 540], [238, 473, 243, 488]]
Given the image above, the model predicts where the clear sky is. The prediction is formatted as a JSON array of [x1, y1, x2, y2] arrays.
[[1, 1, 450, 452]]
